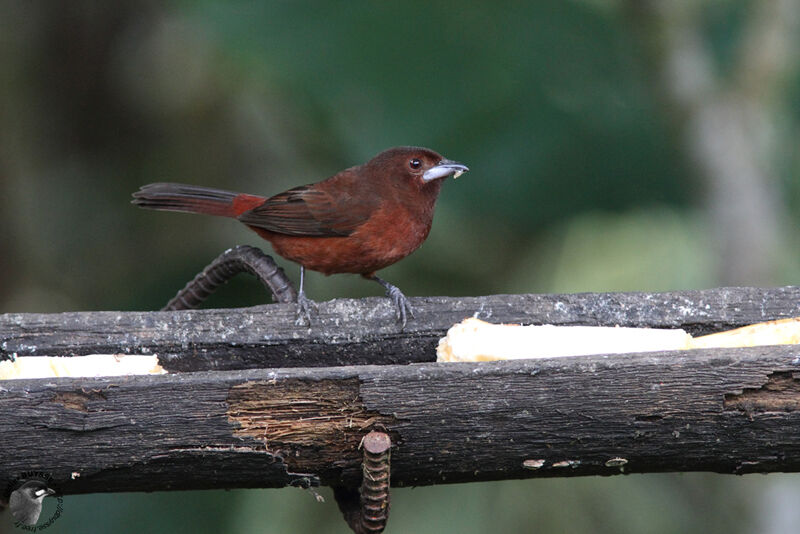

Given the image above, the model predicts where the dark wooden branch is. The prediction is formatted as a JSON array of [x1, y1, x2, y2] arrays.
[[2, 346, 800, 496], [1, 286, 800, 497], [1, 286, 799, 371]]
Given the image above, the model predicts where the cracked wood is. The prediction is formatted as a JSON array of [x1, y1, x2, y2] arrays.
[[0, 286, 798, 371], [1, 286, 800, 496], [227, 378, 395, 478], [2, 343, 800, 496]]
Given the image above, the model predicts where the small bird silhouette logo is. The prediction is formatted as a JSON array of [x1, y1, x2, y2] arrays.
[[9, 480, 55, 526]]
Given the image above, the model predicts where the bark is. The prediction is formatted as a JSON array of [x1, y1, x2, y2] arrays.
[[1, 286, 800, 497]]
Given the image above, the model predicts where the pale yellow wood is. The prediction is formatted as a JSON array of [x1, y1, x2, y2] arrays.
[[437, 317, 800, 362], [0, 354, 166, 380]]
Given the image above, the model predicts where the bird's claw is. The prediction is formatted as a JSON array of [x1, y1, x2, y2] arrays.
[[385, 285, 414, 328], [295, 292, 317, 326]]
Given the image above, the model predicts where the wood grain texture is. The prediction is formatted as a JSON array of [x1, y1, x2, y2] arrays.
[[1, 286, 800, 496], [1, 286, 798, 371], [1, 346, 800, 495]]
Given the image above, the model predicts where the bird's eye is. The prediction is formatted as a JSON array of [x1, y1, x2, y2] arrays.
[[409, 158, 421, 169]]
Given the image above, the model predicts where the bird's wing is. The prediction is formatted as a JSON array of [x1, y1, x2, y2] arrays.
[[237, 185, 379, 237]]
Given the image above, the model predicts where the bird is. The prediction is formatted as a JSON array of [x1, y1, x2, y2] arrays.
[[9, 480, 55, 526], [132, 146, 468, 326]]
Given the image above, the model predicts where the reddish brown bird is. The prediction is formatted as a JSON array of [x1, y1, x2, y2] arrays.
[[132, 146, 468, 325]]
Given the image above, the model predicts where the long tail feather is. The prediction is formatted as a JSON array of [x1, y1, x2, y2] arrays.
[[132, 183, 262, 218]]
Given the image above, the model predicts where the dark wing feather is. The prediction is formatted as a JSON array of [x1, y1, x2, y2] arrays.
[[237, 185, 378, 237]]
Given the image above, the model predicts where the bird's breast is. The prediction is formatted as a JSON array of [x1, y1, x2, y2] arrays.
[[354, 203, 433, 261], [254, 202, 434, 275]]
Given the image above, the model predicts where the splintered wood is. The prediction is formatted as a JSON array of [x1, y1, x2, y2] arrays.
[[227, 378, 394, 474], [437, 317, 800, 362]]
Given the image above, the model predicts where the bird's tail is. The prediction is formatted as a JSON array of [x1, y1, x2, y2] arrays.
[[132, 183, 265, 218]]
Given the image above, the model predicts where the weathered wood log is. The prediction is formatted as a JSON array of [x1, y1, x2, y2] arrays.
[[1, 286, 800, 497], [2, 345, 800, 496], [1, 286, 799, 371]]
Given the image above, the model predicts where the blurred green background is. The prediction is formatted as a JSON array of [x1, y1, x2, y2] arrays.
[[1, 1, 799, 533]]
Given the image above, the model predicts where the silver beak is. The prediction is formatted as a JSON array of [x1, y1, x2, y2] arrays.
[[422, 158, 469, 182]]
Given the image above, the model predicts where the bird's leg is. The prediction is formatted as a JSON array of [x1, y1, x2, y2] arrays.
[[365, 274, 414, 328], [295, 266, 317, 326]]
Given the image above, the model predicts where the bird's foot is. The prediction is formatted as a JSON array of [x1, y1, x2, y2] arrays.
[[295, 291, 317, 326], [365, 274, 415, 328], [384, 283, 414, 328]]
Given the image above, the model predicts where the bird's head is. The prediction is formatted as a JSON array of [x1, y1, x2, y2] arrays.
[[13, 481, 55, 503], [366, 146, 469, 190], [9, 480, 55, 526]]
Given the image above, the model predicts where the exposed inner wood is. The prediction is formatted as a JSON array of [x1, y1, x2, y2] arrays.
[[724, 371, 800, 413], [1, 287, 800, 495], [2, 345, 800, 494], [51, 390, 107, 412], [227, 378, 395, 474], [3, 287, 799, 372]]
